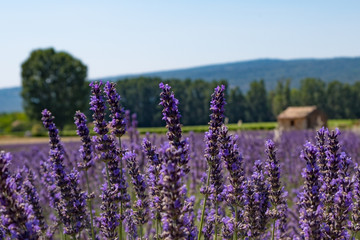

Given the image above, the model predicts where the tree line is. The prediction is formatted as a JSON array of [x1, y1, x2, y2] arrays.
[[114, 77, 360, 127]]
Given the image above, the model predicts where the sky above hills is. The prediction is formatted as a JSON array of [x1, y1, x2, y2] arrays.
[[1, 0, 359, 88]]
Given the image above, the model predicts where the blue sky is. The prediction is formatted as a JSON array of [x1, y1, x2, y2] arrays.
[[1, 0, 359, 88]]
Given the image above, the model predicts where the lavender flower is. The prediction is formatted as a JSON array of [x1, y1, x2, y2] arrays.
[[298, 142, 323, 240], [199, 85, 226, 240], [219, 125, 247, 238], [103, 81, 127, 138], [99, 183, 119, 239], [350, 164, 360, 234], [42, 109, 89, 237], [244, 160, 269, 238], [265, 139, 288, 238], [143, 138, 163, 221], [0, 151, 40, 239], [74, 111, 94, 170], [124, 209, 138, 240], [160, 145, 188, 239], [23, 170, 47, 233], [182, 196, 198, 239], [159, 82, 190, 173], [124, 151, 149, 230], [222, 216, 235, 239]]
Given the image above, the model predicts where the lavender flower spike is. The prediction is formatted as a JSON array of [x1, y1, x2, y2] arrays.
[[265, 139, 288, 239], [298, 142, 322, 240], [104, 81, 127, 137], [199, 85, 226, 240], [124, 151, 149, 237], [0, 151, 40, 239], [74, 111, 94, 170], [159, 82, 190, 173]]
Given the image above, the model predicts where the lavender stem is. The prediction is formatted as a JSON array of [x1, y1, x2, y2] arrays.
[[197, 168, 211, 240], [118, 136, 123, 240], [85, 171, 95, 240]]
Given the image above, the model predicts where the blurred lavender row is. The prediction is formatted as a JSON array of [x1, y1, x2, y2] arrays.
[[1, 81, 360, 239]]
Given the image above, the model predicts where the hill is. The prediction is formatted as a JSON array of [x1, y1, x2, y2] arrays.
[[1, 57, 360, 113], [99, 57, 360, 90], [0, 87, 22, 113]]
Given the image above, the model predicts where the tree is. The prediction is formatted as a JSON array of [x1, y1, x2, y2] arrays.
[[271, 79, 291, 117], [246, 80, 271, 122], [21, 48, 88, 129]]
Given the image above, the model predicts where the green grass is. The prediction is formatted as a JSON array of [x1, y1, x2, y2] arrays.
[[328, 119, 360, 129], [138, 122, 278, 134]]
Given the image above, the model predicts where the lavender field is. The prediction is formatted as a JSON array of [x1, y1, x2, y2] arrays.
[[1, 82, 360, 240]]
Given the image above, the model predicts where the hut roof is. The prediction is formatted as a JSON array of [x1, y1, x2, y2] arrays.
[[277, 106, 317, 119]]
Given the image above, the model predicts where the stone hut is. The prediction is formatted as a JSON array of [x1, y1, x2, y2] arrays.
[[277, 106, 327, 130]]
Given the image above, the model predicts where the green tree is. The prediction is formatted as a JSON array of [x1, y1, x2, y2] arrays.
[[246, 80, 271, 122], [298, 78, 326, 110], [227, 86, 247, 123], [21, 48, 88, 129], [271, 79, 291, 117]]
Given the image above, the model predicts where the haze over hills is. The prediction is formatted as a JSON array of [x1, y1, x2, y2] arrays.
[[1, 57, 360, 113]]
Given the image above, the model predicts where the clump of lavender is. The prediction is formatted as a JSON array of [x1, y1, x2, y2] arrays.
[[89, 82, 115, 170], [124, 209, 138, 240], [159, 82, 191, 239], [219, 125, 246, 239], [159, 82, 190, 173], [199, 85, 226, 240], [182, 196, 198, 239], [42, 109, 89, 237], [0, 151, 40, 239], [74, 111, 94, 171], [103, 81, 127, 138], [22, 169, 47, 233], [350, 165, 360, 236], [99, 183, 119, 239], [265, 139, 288, 239], [74, 111, 96, 240], [298, 142, 323, 239], [124, 151, 149, 238], [142, 138, 163, 237], [321, 129, 344, 238], [315, 127, 327, 178], [244, 160, 270, 238]]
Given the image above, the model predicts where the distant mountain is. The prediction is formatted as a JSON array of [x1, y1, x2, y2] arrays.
[[1, 57, 360, 113], [98, 57, 360, 90]]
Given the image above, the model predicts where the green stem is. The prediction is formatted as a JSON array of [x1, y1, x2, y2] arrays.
[[140, 225, 143, 240], [118, 136, 123, 240], [72, 235, 76, 240], [60, 224, 64, 240], [105, 162, 110, 187], [156, 215, 159, 239], [234, 206, 238, 240], [271, 219, 275, 240], [85, 171, 95, 240], [197, 168, 211, 240], [214, 202, 218, 240]]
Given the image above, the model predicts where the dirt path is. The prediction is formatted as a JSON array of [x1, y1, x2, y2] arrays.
[[0, 136, 81, 145]]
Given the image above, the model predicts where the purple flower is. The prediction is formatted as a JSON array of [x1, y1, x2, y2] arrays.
[[0, 151, 40, 239], [124, 151, 149, 226], [98, 183, 119, 239], [244, 160, 269, 238], [298, 142, 323, 239], [103, 81, 127, 137], [265, 139, 288, 238], [159, 82, 190, 173], [74, 111, 94, 170]]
